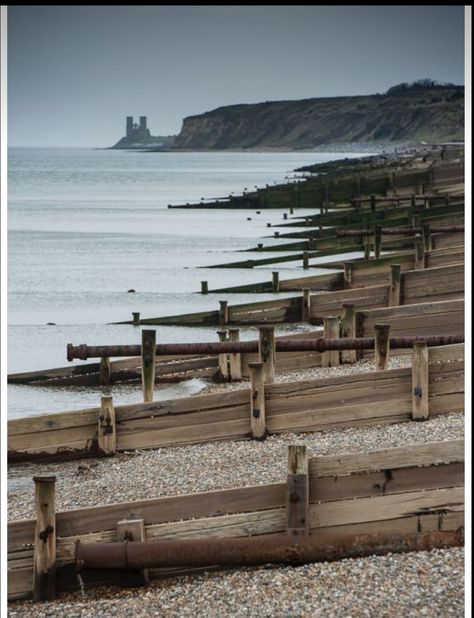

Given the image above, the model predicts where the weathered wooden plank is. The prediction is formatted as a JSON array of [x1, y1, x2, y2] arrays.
[[309, 486, 463, 528], [116, 418, 251, 451], [428, 343, 464, 363], [308, 439, 464, 477]]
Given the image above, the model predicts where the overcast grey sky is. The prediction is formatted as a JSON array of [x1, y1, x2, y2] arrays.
[[8, 5, 465, 147]]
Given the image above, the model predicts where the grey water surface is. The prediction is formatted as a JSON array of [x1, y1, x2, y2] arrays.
[[8, 148, 366, 418]]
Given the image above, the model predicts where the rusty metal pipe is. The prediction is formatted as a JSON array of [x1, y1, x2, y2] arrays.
[[67, 335, 463, 361], [76, 529, 463, 572]]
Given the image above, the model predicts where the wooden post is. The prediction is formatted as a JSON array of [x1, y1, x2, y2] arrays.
[[410, 194, 416, 209], [219, 300, 229, 326], [283, 213, 288, 219], [340, 303, 356, 364], [374, 225, 382, 259], [363, 236, 370, 260], [201, 281, 208, 295], [132, 312, 140, 326], [412, 341, 429, 421], [303, 251, 309, 270], [98, 396, 116, 456], [290, 207, 294, 214], [116, 519, 149, 585], [258, 326, 276, 384], [414, 237, 425, 270], [370, 194, 376, 213], [322, 316, 340, 367], [99, 356, 111, 386], [216, 330, 229, 382], [423, 223, 432, 252], [343, 263, 352, 289], [249, 362, 266, 439], [228, 328, 242, 381], [286, 445, 309, 536], [302, 288, 311, 323], [272, 271, 280, 293], [412, 214, 421, 229], [33, 476, 56, 601], [388, 264, 401, 307], [374, 324, 391, 371], [141, 329, 156, 403]]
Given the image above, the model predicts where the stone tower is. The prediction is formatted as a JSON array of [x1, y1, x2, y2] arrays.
[[126, 116, 134, 138]]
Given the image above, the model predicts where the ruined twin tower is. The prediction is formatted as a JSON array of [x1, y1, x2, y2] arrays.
[[126, 116, 151, 140]]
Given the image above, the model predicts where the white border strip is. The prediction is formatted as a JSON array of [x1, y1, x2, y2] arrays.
[[1, 5, 8, 614]]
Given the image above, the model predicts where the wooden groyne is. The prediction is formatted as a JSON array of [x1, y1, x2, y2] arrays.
[[117, 262, 463, 327], [167, 147, 463, 211], [8, 342, 464, 462], [8, 438, 464, 600], [7, 144, 465, 607]]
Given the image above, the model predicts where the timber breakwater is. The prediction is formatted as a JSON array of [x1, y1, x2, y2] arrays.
[[8, 144, 465, 612]]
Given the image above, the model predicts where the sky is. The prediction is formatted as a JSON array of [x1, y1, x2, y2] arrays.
[[7, 5, 465, 147]]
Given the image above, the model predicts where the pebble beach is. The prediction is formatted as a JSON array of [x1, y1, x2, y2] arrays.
[[8, 354, 465, 617]]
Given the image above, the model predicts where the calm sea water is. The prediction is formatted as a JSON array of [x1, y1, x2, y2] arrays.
[[8, 148, 366, 418]]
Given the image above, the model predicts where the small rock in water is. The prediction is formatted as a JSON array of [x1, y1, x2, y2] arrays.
[[127, 289, 136, 293], [247, 217, 252, 221], [46, 322, 56, 325]]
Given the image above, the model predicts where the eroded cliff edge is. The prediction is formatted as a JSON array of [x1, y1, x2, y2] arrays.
[[173, 86, 464, 150]]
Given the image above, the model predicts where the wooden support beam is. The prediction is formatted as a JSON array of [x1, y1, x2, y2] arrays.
[[228, 328, 242, 381], [343, 263, 352, 289], [374, 226, 382, 259], [412, 214, 421, 229], [216, 330, 229, 382], [33, 476, 56, 601], [412, 341, 429, 421], [201, 281, 208, 295], [322, 317, 340, 367], [341, 303, 356, 364], [272, 271, 280, 293], [141, 329, 156, 403], [117, 518, 149, 585], [219, 300, 229, 326], [388, 264, 401, 307], [286, 445, 309, 536], [423, 224, 432, 251], [414, 237, 425, 270], [370, 194, 376, 213], [374, 324, 391, 371], [302, 288, 311, 323], [303, 251, 309, 270], [249, 362, 266, 440], [98, 396, 117, 456], [363, 237, 371, 260], [258, 326, 276, 384], [99, 356, 111, 386], [132, 312, 140, 326]]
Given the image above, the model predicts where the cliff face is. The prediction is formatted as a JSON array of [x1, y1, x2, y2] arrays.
[[173, 88, 464, 150]]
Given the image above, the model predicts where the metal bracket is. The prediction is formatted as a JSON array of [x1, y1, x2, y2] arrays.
[[414, 387, 422, 397], [252, 408, 260, 418], [38, 524, 54, 542]]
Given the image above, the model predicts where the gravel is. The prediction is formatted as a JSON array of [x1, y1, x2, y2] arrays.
[[202, 355, 412, 394], [8, 412, 464, 520], [8, 547, 464, 617], [8, 354, 464, 616]]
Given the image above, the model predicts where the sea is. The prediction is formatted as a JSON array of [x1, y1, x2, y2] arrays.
[[7, 148, 368, 419]]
